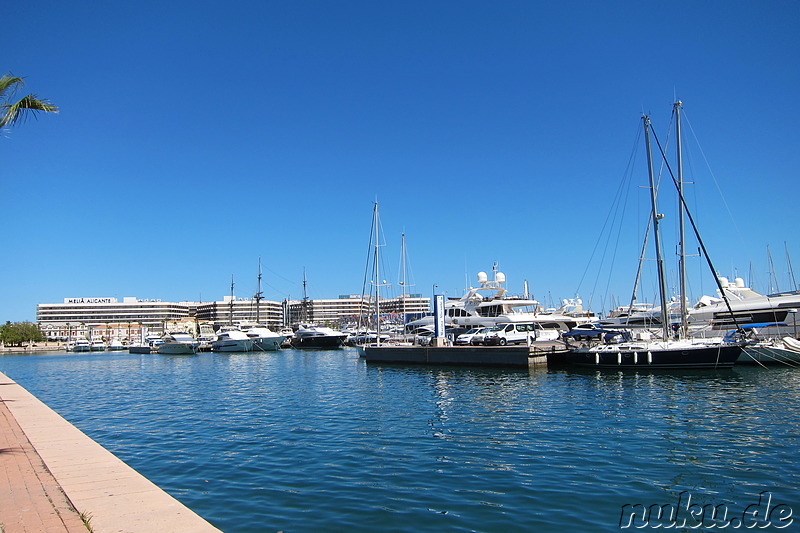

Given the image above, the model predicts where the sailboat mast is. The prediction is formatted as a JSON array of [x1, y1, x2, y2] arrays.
[[675, 101, 689, 338], [372, 202, 381, 345], [643, 115, 671, 342], [255, 258, 263, 324], [229, 275, 235, 326], [400, 232, 407, 319]]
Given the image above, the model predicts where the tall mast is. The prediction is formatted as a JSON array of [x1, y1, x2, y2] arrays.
[[372, 202, 382, 345], [400, 232, 407, 321], [675, 100, 688, 339], [254, 258, 263, 324], [301, 268, 308, 323], [643, 115, 671, 342], [229, 275, 235, 326]]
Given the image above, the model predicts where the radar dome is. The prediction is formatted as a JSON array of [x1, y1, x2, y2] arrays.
[[735, 277, 745, 288], [496, 272, 506, 284], [477, 272, 488, 283]]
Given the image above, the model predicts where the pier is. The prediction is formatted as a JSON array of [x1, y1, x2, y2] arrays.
[[0, 371, 220, 533]]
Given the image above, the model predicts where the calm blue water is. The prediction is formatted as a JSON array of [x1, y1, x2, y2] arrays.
[[1, 349, 798, 532]]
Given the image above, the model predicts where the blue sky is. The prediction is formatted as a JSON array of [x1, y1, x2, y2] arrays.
[[3, 1, 799, 321]]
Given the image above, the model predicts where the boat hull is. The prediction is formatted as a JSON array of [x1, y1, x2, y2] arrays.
[[567, 344, 742, 369], [158, 343, 199, 355], [740, 343, 800, 365], [290, 336, 346, 349], [251, 336, 285, 351], [128, 345, 154, 354], [212, 340, 253, 352]]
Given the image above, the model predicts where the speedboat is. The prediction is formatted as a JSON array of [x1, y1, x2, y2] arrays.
[[212, 326, 253, 352], [158, 332, 200, 355], [107, 339, 126, 351], [239, 323, 285, 351], [290, 325, 348, 348]]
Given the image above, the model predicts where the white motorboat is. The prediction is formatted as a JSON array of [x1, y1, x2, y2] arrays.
[[290, 325, 348, 348], [90, 339, 107, 352], [69, 338, 92, 352], [212, 326, 253, 352], [107, 339, 126, 351], [158, 332, 200, 355], [240, 323, 285, 351]]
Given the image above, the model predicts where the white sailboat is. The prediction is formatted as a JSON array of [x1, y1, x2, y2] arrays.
[[567, 102, 743, 369]]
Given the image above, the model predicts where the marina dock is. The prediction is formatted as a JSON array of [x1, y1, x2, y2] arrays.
[[0, 371, 220, 533]]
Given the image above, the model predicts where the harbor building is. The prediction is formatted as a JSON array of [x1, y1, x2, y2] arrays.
[[36, 293, 431, 341], [286, 294, 430, 327], [195, 297, 283, 330], [37, 297, 194, 342]]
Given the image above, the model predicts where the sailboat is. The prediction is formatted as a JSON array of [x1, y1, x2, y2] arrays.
[[241, 259, 286, 351], [567, 102, 743, 369]]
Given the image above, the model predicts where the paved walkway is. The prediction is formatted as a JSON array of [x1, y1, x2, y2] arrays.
[[0, 385, 87, 532], [0, 372, 220, 533]]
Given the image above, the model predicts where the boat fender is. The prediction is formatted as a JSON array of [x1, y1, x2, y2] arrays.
[[647, 351, 652, 364]]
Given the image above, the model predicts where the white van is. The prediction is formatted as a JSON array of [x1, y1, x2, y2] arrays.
[[483, 322, 560, 346]]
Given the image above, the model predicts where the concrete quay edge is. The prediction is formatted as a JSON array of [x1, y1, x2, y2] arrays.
[[0, 371, 221, 533]]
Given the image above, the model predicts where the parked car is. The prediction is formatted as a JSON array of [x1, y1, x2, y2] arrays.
[[561, 323, 605, 341], [483, 322, 560, 346], [416, 330, 435, 346], [455, 327, 491, 346]]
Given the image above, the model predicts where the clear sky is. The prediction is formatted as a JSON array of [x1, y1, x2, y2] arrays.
[[3, 1, 799, 322]]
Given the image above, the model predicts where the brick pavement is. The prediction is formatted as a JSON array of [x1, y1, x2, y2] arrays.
[[0, 388, 87, 533]]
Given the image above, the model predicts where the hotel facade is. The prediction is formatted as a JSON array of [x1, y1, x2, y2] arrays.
[[37, 294, 431, 342]]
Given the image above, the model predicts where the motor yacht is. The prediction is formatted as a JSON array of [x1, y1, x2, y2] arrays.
[[290, 325, 348, 348], [158, 332, 200, 355], [239, 323, 286, 351], [212, 326, 253, 352]]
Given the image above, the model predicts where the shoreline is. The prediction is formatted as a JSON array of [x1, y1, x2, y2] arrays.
[[0, 370, 220, 532]]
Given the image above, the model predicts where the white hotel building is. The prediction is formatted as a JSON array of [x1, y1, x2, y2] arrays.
[[37, 294, 431, 342]]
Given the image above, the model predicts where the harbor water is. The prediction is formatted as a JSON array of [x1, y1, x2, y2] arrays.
[[1, 348, 797, 531]]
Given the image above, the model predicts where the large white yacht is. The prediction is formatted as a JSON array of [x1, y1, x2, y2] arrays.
[[239, 323, 286, 351], [158, 332, 200, 355], [689, 277, 800, 330], [211, 326, 254, 352], [406, 266, 596, 334]]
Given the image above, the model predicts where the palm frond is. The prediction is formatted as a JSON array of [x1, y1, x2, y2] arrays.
[[0, 94, 59, 128], [0, 75, 24, 95]]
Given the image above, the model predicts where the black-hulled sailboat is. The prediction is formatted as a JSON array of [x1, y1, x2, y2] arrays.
[[566, 102, 743, 369]]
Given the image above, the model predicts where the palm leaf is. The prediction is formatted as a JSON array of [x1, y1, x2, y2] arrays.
[[0, 74, 58, 128]]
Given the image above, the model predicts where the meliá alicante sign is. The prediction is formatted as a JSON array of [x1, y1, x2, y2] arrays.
[[63, 297, 118, 304]]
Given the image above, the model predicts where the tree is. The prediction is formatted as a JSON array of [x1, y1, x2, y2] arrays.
[[0, 321, 46, 346], [0, 74, 58, 129]]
